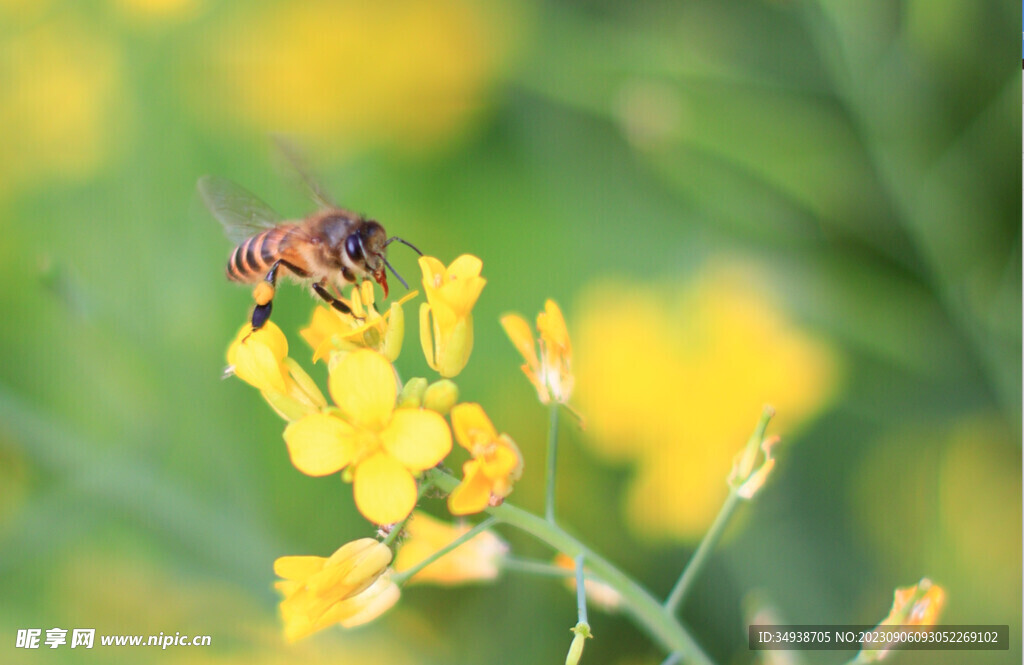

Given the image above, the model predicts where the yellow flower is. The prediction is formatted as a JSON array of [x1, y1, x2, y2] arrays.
[[553, 554, 621, 612], [447, 403, 522, 515], [301, 281, 418, 364], [190, 0, 520, 155], [419, 255, 486, 377], [226, 321, 326, 421], [858, 578, 946, 662], [393, 510, 507, 585], [501, 299, 574, 405], [274, 538, 399, 642], [574, 262, 838, 541], [283, 349, 452, 525]]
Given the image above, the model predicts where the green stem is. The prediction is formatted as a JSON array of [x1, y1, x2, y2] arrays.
[[392, 516, 499, 586], [663, 491, 742, 614], [574, 554, 588, 625], [664, 407, 773, 614], [426, 469, 714, 665], [502, 557, 578, 578], [545, 403, 560, 523]]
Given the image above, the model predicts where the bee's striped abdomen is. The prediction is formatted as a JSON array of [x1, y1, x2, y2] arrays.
[[226, 226, 295, 283]]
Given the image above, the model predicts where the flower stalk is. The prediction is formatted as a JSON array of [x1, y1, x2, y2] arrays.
[[665, 406, 775, 615], [426, 468, 714, 665], [545, 403, 560, 523]]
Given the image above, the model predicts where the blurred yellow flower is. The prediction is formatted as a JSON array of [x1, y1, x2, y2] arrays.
[[574, 261, 838, 541], [283, 349, 452, 525], [274, 538, 399, 642], [301, 282, 418, 364], [857, 578, 946, 662], [226, 321, 326, 421], [553, 553, 621, 612], [191, 0, 520, 153], [419, 255, 486, 377], [0, 17, 124, 197], [447, 403, 523, 515], [501, 299, 574, 405], [394, 510, 507, 585]]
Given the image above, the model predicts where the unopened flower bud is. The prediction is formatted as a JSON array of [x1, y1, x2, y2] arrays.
[[423, 380, 459, 415]]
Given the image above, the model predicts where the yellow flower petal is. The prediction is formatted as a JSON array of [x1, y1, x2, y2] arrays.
[[499, 313, 539, 373], [328, 349, 398, 430], [419, 302, 437, 370], [381, 408, 452, 471], [446, 254, 483, 279], [447, 460, 492, 515], [284, 413, 355, 476], [353, 452, 417, 524], [337, 574, 400, 628], [450, 402, 498, 452], [381, 301, 405, 362], [436, 315, 473, 378], [232, 337, 288, 392], [418, 256, 447, 295], [300, 306, 343, 352], [274, 555, 325, 581], [537, 299, 570, 354], [480, 440, 521, 480]]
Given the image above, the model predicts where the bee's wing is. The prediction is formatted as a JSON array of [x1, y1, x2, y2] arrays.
[[272, 134, 338, 211], [198, 175, 283, 245]]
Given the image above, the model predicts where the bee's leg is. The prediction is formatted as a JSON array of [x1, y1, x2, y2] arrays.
[[250, 261, 283, 331], [311, 282, 353, 315]]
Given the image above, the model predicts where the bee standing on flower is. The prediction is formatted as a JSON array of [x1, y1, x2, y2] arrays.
[[198, 149, 421, 331]]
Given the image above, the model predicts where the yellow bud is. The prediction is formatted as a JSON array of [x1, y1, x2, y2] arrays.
[[423, 380, 459, 415], [398, 377, 428, 408]]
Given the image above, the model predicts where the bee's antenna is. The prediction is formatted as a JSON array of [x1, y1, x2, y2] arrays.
[[382, 257, 410, 290], [384, 236, 423, 256]]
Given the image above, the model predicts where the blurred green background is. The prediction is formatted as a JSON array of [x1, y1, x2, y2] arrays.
[[0, 0, 1019, 664]]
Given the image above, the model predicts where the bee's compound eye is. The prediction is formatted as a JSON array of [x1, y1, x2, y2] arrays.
[[345, 233, 363, 261]]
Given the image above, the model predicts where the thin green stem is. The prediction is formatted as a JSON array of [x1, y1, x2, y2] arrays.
[[501, 557, 578, 578], [663, 490, 742, 614], [574, 554, 588, 625], [426, 469, 714, 665], [545, 403, 560, 523], [392, 516, 499, 586], [664, 407, 773, 614]]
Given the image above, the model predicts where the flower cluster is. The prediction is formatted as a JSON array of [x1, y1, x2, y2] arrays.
[[226, 255, 539, 640]]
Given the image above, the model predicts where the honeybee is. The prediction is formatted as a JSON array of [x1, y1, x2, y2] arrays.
[[199, 170, 419, 331]]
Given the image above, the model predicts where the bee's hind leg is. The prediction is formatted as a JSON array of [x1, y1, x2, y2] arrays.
[[249, 261, 283, 331]]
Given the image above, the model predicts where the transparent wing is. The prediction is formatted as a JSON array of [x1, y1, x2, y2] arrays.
[[272, 134, 338, 210], [197, 175, 283, 245]]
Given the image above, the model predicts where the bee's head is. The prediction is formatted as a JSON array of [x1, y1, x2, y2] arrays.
[[347, 221, 387, 274], [324, 215, 420, 298]]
